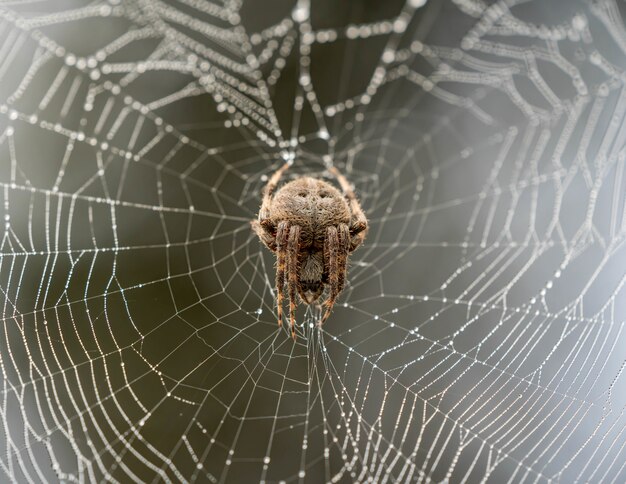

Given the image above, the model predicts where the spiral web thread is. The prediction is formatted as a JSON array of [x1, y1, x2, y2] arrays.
[[0, 0, 625, 482]]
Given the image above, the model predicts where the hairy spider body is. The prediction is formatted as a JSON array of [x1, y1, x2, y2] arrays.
[[251, 164, 368, 339]]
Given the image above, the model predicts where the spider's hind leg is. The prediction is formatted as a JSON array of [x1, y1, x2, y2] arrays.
[[258, 162, 290, 221], [329, 166, 368, 252], [251, 220, 277, 252]]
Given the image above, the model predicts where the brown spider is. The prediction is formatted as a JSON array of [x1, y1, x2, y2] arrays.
[[251, 163, 368, 340]]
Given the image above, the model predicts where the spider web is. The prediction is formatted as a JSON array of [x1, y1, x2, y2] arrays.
[[0, 0, 625, 482]]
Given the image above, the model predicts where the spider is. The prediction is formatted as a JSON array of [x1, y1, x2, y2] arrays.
[[251, 163, 368, 340]]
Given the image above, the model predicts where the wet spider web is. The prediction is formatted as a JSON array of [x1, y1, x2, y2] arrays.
[[0, 0, 625, 482]]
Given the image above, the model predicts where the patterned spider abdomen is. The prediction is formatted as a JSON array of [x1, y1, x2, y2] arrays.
[[269, 177, 351, 249]]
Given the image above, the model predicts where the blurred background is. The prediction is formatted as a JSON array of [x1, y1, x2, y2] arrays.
[[0, 0, 625, 482]]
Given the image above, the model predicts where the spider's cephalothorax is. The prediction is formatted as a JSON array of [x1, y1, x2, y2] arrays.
[[251, 164, 368, 339]]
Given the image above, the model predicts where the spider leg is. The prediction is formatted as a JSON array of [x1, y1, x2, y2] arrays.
[[275, 221, 290, 327], [348, 224, 367, 252], [259, 162, 290, 221], [337, 223, 350, 293], [287, 224, 301, 340], [253, 163, 291, 252], [251, 220, 277, 252], [321, 226, 339, 325], [328, 166, 368, 251], [328, 166, 368, 248]]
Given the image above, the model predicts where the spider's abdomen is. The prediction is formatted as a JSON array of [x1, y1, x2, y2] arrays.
[[270, 177, 350, 246]]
